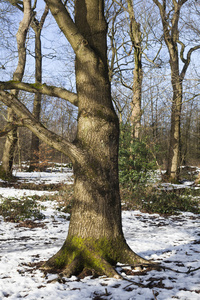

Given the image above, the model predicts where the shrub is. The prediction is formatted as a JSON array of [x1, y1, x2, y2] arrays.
[[119, 123, 157, 189], [0, 196, 45, 222], [141, 189, 200, 215], [121, 186, 200, 215]]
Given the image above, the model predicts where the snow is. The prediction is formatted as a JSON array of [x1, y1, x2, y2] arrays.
[[13, 168, 74, 185], [0, 170, 200, 299]]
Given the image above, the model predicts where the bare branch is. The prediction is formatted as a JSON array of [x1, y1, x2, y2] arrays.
[[0, 81, 78, 107], [39, 4, 49, 29], [177, 40, 187, 63], [0, 90, 82, 163], [0, 123, 17, 137], [44, 0, 95, 62], [180, 44, 200, 80]]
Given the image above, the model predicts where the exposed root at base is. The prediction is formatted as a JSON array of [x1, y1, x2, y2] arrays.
[[40, 236, 156, 279]]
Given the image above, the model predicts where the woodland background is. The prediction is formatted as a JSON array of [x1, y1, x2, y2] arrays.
[[0, 0, 200, 175]]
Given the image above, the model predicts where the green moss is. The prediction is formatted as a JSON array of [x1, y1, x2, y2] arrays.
[[30, 82, 43, 89], [58, 236, 124, 268], [44, 234, 145, 277], [8, 80, 20, 84], [54, 256, 68, 269]]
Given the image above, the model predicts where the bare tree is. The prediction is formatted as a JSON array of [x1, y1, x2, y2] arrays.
[[126, 0, 143, 139], [152, 0, 200, 181], [0, 0, 33, 179], [0, 0, 149, 277], [29, 5, 49, 170]]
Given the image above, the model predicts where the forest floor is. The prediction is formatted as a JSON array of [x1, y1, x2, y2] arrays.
[[0, 165, 200, 300]]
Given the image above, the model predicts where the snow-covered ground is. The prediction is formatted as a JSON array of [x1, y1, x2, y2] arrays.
[[0, 170, 200, 300]]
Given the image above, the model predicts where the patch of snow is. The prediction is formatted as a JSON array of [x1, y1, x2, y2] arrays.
[[0, 188, 55, 198], [13, 169, 73, 185], [0, 170, 200, 299]]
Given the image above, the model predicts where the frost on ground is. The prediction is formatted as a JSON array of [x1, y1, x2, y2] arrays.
[[0, 169, 200, 300]]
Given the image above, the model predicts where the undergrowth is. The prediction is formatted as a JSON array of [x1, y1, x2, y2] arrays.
[[121, 185, 200, 216], [0, 196, 45, 222]]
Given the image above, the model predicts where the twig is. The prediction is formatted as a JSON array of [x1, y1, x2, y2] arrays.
[[152, 290, 158, 300], [117, 262, 200, 275]]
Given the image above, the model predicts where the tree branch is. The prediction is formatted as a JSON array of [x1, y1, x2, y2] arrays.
[[180, 44, 200, 80], [0, 81, 78, 107], [0, 123, 18, 137], [0, 90, 82, 163], [39, 4, 49, 29], [44, 0, 95, 61], [177, 40, 187, 63]]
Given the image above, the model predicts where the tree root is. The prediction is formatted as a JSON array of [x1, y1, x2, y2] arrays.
[[41, 236, 156, 278]]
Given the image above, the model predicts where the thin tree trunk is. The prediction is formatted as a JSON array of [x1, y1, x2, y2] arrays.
[[1, 109, 18, 178], [1, 0, 32, 179], [153, 0, 184, 181], [127, 0, 143, 139], [29, 30, 42, 170], [166, 63, 182, 180], [131, 50, 142, 139], [29, 6, 48, 171]]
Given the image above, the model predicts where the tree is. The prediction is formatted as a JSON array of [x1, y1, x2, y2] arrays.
[[29, 4, 49, 170], [126, 0, 143, 139], [0, 0, 148, 277], [152, 0, 200, 181], [0, 0, 32, 179]]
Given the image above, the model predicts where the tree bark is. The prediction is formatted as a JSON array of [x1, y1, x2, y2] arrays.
[[42, 0, 148, 277]]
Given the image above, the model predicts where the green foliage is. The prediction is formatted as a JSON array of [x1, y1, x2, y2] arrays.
[[141, 189, 200, 215], [119, 124, 157, 188], [0, 196, 45, 222], [121, 186, 200, 216]]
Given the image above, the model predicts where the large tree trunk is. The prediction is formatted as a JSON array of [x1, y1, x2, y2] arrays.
[[43, 0, 147, 277]]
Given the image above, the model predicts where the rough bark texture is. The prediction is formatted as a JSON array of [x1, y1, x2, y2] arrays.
[[1, 0, 32, 179], [42, 0, 148, 277]]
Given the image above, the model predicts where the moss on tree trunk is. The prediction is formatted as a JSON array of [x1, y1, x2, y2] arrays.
[[43, 236, 148, 278]]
